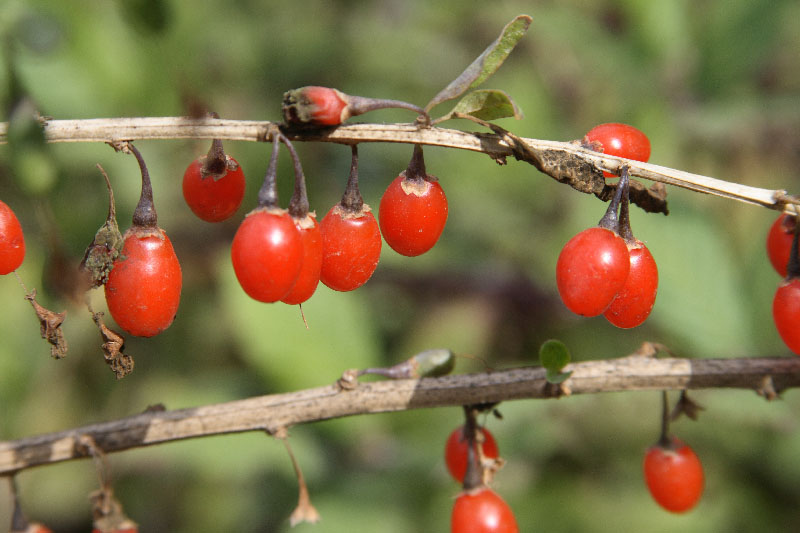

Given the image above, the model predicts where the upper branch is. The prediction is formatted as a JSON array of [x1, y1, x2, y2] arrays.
[[0, 117, 797, 213], [2, 355, 799, 475]]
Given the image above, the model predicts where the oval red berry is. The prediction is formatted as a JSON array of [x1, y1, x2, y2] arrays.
[[766, 214, 795, 278], [556, 227, 631, 316], [182, 156, 246, 222], [773, 278, 800, 355], [379, 175, 448, 257], [585, 123, 651, 177], [281, 214, 323, 305], [444, 425, 499, 483], [319, 205, 381, 292], [0, 199, 25, 274], [231, 209, 303, 303], [604, 241, 658, 328], [643, 437, 704, 513], [451, 487, 519, 533], [105, 228, 182, 337]]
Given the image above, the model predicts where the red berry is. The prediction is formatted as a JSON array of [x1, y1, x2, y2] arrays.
[[584, 123, 651, 177], [319, 204, 381, 291], [281, 214, 323, 305], [0, 199, 25, 274], [451, 487, 519, 533], [231, 208, 303, 302], [283, 86, 349, 126], [773, 278, 800, 355], [643, 437, 704, 513], [766, 214, 795, 277], [604, 240, 658, 328], [556, 226, 631, 316], [379, 146, 448, 256], [445, 425, 499, 483], [182, 155, 245, 222], [104, 228, 182, 337]]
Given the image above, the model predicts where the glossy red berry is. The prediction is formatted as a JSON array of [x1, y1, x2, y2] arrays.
[[0, 199, 25, 274], [766, 214, 795, 277], [231, 208, 303, 302], [105, 228, 182, 337], [445, 425, 500, 483], [319, 204, 381, 291], [105, 144, 182, 338], [379, 145, 448, 256], [451, 487, 519, 533], [643, 437, 704, 513], [604, 240, 658, 328], [556, 226, 631, 316], [773, 278, 800, 355], [584, 123, 651, 177], [182, 150, 246, 222], [281, 214, 322, 305]]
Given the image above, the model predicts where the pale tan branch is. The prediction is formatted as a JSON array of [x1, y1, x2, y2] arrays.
[[0, 117, 796, 212], [2, 355, 799, 475]]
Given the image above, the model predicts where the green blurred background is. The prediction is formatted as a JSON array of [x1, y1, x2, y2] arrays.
[[1, 0, 800, 531]]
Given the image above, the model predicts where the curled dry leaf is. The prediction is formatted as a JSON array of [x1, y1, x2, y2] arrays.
[[670, 390, 704, 421], [80, 164, 124, 288], [92, 312, 134, 379], [24, 290, 67, 359]]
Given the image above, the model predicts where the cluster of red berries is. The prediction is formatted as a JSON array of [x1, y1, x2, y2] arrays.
[[766, 213, 800, 354], [557, 123, 657, 328], [445, 422, 518, 533]]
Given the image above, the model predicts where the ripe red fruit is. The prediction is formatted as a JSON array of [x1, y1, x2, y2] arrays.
[[280, 214, 322, 305], [105, 144, 182, 337], [604, 240, 658, 328], [105, 228, 182, 337], [643, 437, 704, 513], [766, 214, 795, 277], [773, 278, 800, 354], [451, 487, 519, 533], [319, 145, 381, 291], [319, 205, 381, 291], [182, 144, 246, 222], [584, 123, 651, 177], [0, 199, 25, 274], [556, 226, 631, 316], [231, 208, 303, 302], [379, 145, 448, 256], [445, 425, 500, 483]]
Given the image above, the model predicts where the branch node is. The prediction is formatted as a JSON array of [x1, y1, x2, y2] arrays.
[[756, 375, 780, 401]]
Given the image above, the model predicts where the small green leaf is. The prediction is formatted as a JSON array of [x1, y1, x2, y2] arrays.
[[439, 89, 523, 123], [425, 14, 532, 111], [413, 348, 456, 378], [539, 339, 571, 372], [545, 369, 573, 384]]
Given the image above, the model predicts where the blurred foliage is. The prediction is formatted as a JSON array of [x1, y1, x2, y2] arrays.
[[1, 0, 800, 531]]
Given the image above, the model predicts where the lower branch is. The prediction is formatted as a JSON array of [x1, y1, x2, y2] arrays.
[[2, 355, 799, 475]]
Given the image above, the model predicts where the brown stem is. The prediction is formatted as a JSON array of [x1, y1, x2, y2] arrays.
[[617, 166, 635, 244], [345, 94, 431, 126], [340, 144, 364, 212], [657, 390, 672, 448], [257, 134, 281, 208], [281, 134, 310, 219], [127, 143, 158, 228]]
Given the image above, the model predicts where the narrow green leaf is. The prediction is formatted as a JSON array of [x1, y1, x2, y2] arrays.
[[439, 89, 522, 122], [539, 339, 571, 371], [425, 14, 532, 111]]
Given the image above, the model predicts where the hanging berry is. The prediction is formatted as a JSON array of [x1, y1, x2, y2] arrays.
[[766, 213, 796, 277], [104, 144, 182, 338], [379, 144, 448, 256], [319, 145, 382, 291], [231, 133, 303, 302], [280, 138, 322, 305], [772, 214, 800, 354], [182, 131, 246, 222], [445, 424, 500, 483], [0, 199, 25, 275]]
